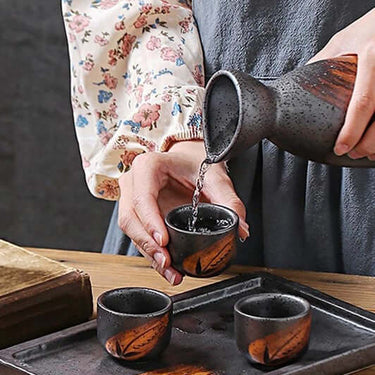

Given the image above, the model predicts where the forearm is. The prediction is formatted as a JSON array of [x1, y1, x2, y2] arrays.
[[61, 0, 205, 200]]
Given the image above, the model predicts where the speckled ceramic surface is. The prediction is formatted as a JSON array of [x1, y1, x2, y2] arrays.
[[97, 288, 172, 361], [234, 293, 311, 367], [165, 203, 238, 278], [2, 273, 375, 374], [203, 56, 375, 167]]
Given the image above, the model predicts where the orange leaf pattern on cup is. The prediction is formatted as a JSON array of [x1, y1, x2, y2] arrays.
[[139, 364, 216, 375], [105, 313, 169, 361], [248, 314, 311, 365], [182, 233, 235, 277]]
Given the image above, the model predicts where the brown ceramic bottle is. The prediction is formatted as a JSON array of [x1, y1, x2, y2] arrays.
[[203, 55, 375, 167]]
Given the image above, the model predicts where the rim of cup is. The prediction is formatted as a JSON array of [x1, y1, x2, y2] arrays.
[[97, 287, 172, 318], [165, 202, 239, 236], [234, 293, 311, 322]]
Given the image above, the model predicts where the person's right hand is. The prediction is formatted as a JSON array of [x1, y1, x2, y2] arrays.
[[117, 140, 249, 286], [307, 8, 375, 160]]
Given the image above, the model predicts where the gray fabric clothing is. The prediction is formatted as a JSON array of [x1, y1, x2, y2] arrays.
[[103, 202, 139, 256], [103, 0, 375, 275]]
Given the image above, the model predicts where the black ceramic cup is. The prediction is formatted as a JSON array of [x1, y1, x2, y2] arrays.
[[97, 287, 172, 361], [165, 203, 238, 278], [234, 293, 311, 367]]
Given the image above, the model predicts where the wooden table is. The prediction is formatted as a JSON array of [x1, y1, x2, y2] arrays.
[[31, 248, 375, 375]]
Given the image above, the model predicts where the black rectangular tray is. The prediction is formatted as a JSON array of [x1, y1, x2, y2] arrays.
[[1, 272, 375, 375]]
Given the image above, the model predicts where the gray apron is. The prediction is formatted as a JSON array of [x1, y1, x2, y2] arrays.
[[103, 0, 375, 276]]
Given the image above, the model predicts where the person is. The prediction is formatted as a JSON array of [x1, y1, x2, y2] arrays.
[[61, 0, 375, 285]]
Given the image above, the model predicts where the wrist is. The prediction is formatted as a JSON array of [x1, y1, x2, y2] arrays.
[[167, 140, 205, 156]]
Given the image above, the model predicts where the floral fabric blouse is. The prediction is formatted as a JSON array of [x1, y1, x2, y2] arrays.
[[61, 0, 204, 200]]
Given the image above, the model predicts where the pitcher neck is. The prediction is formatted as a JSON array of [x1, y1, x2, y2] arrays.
[[203, 70, 276, 163]]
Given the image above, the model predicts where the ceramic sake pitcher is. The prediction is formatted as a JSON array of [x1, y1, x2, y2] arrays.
[[203, 55, 375, 167]]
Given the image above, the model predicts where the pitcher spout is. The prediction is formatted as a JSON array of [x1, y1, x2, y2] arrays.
[[203, 70, 276, 163]]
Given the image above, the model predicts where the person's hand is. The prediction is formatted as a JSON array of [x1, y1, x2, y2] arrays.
[[308, 8, 375, 160], [117, 140, 249, 285]]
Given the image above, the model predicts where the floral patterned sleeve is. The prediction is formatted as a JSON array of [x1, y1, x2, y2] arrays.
[[61, 0, 204, 200]]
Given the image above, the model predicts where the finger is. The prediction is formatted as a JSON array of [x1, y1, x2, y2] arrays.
[[348, 120, 375, 159], [118, 172, 171, 269], [118, 207, 171, 269], [368, 154, 375, 161], [117, 159, 183, 285], [131, 153, 170, 247], [135, 243, 183, 286], [334, 48, 375, 156], [203, 168, 250, 240], [161, 266, 184, 286]]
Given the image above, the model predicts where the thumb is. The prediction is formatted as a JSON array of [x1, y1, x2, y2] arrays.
[[203, 170, 249, 240]]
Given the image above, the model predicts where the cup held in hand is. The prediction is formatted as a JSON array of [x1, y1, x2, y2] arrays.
[[165, 203, 238, 278]]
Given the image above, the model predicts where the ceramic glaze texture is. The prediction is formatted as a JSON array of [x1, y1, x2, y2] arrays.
[[97, 288, 172, 361], [203, 56, 375, 167], [204, 73, 274, 163], [165, 203, 238, 277], [234, 293, 312, 366]]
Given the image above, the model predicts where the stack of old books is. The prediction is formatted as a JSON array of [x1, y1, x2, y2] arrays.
[[0, 240, 93, 349]]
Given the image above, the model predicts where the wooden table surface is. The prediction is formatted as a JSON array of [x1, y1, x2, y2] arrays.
[[31, 248, 375, 375]]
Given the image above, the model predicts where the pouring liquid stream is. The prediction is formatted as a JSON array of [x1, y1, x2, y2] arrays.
[[188, 158, 232, 233], [189, 159, 211, 231]]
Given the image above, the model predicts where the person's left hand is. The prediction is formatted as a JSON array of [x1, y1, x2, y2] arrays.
[[308, 8, 375, 160], [117, 140, 249, 286]]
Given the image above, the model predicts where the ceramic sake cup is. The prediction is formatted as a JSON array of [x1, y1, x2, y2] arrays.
[[165, 203, 238, 278], [234, 293, 311, 367], [97, 287, 172, 361]]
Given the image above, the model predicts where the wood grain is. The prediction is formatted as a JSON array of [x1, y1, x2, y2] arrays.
[[28, 248, 375, 375]]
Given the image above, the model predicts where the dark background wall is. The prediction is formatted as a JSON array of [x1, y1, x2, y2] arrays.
[[0, 1, 114, 251]]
